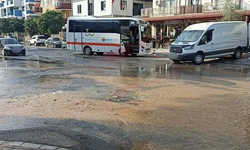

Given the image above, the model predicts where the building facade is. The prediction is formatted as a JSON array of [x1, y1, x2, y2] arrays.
[[141, 0, 250, 39], [72, 0, 152, 17], [0, 0, 42, 19]]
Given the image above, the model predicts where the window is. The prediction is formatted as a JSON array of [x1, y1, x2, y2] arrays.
[[43, 0, 47, 6], [97, 21, 113, 32], [88, 3, 92, 15], [50, 0, 55, 5], [77, 5, 82, 14], [112, 21, 120, 33], [176, 30, 204, 42], [120, 20, 129, 26], [199, 30, 213, 45], [83, 21, 98, 32], [101, 1, 106, 11], [120, 0, 127, 10], [69, 20, 75, 32], [74, 20, 83, 32]]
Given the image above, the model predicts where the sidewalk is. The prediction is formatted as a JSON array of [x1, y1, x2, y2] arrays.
[[151, 48, 169, 53], [0, 140, 69, 150]]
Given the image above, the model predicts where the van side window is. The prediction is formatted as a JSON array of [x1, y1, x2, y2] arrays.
[[199, 30, 213, 45]]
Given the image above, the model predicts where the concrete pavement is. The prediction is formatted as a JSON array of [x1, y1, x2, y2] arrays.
[[0, 140, 69, 150]]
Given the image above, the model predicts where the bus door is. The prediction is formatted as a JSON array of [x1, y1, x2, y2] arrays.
[[74, 25, 83, 51], [129, 21, 140, 54]]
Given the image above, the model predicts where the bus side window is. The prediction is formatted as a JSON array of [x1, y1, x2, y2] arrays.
[[112, 21, 120, 34], [97, 21, 113, 33], [83, 21, 98, 32], [69, 20, 75, 32]]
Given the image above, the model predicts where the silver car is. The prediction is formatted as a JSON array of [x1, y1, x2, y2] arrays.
[[45, 37, 62, 48], [0, 38, 26, 56]]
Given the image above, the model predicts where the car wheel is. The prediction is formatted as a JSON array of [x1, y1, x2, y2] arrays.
[[131, 54, 137, 57], [232, 48, 242, 59], [22, 52, 26, 56], [192, 53, 204, 65], [29, 42, 32, 46], [35, 42, 37, 46], [84, 46, 93, 55]]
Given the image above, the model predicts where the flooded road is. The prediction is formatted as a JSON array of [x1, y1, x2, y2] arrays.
[[0, 47, 250, 149]]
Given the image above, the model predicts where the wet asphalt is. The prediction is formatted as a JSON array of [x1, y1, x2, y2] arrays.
[[0, 46, 250, 149]]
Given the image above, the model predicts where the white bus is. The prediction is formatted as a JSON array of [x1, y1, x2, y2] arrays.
[[66, 16, 152, 56]]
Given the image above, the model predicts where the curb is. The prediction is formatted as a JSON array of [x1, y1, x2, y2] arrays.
[[0, 141, 69, 150]]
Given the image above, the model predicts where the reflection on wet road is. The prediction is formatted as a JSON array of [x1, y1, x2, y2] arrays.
[[0, 48, 250, 149]]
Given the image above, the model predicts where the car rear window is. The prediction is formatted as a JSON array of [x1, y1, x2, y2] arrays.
[[38, 36, 46, 39]]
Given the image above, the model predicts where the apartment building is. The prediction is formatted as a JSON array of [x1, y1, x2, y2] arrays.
[[41, 0, 72, 24], [141, 0, 250, 38], [0, 0, 42, 19], [72, 0, 152, 17]]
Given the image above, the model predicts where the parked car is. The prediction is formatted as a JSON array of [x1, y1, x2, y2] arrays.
[[45, 37, 62, 48], [61, 39, 67, 49], [0, 38, 26, 56], [29, 35, 46, 46]]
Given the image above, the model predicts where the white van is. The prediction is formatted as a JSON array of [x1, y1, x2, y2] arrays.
[[169, 21, 248, 65]]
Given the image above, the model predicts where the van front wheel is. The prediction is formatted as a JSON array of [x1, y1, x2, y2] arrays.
[[192, 53, 204, 65], [232, 48, 242, 59]]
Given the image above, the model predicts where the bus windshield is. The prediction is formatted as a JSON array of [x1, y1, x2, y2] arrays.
[[176, 30, 204, 42], [141, 26, 151, 43]]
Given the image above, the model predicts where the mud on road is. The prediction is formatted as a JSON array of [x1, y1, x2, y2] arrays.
[[0, 50, 250, 149]]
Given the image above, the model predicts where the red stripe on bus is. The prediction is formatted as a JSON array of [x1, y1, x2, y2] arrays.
[[67, 42, 120, 47]]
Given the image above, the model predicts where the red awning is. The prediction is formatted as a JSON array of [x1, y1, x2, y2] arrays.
[[34, 3, 40, 6], [142, 10, 250, 23]]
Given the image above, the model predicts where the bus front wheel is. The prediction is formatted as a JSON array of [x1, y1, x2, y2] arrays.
[[84, 47, 93, 55]]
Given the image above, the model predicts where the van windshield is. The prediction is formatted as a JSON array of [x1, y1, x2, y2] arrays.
[[176, 30, 204, 42]]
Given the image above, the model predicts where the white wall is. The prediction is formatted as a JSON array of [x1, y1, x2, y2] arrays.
[[94, 0, 112, 16], [73, 0, 133, 17], [110, 0, 133, 17], [14, 0, 23, 6], [72, 0, 88, 16]]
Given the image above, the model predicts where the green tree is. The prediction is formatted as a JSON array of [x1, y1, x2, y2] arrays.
[[9, 18, 25, 33], [23, 18, 39, 36], [0, 18, 11, 36], [220, 0, 244, 21], [38, 10, 64, 34]]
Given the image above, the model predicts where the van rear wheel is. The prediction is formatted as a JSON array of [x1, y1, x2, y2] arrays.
[[192, 53, 204, 65], [232, 48, 242, 59]]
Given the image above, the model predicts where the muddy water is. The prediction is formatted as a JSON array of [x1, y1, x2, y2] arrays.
[[0, 55, 250, 149]]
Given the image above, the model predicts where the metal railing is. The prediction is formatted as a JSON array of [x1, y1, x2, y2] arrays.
[[141, 0, 248, 17]]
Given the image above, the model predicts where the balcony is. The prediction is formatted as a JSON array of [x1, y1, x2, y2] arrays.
[[8, 11, 13, 15], [26, 0, 37, 4], [55, 0, 71, 10], [32, 6, 42, 13], [14, 10, 22, 16], [179, 5, 202, 14], [142, 5, 203, 17]]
